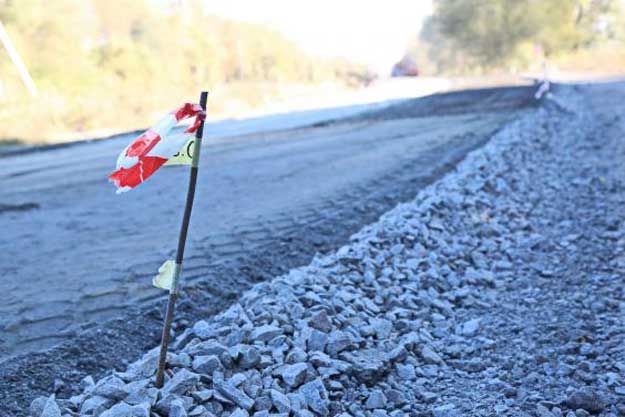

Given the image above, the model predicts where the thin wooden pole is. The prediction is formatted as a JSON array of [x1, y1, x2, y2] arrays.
[[155, 91, 208, 388], [0, 21, 37, 97]]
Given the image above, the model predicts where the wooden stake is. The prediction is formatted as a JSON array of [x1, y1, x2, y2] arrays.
[[155, 91, 208, 388], [0, 21, 38, 97]]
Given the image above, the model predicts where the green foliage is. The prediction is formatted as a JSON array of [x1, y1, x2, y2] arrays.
[[419, 0, 624, 72], [0, 0, 361, 141]]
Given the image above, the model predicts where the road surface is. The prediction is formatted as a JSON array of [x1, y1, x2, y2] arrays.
[[0, 85, 535, 415]]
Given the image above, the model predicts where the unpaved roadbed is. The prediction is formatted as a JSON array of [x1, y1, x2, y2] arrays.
[[0, 87, 532, 358], [0, 87, 535, 416], [26, 83, 625, 417]]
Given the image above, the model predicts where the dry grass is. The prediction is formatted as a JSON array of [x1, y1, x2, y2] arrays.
[[0, 81, 351, 145]]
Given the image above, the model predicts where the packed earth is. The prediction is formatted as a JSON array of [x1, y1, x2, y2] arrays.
[[1, 86, 531, 415], [23, 82, 625, 416]]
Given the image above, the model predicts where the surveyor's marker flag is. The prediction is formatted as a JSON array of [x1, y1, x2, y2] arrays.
[[108, 103, 206, 193], [107, 91, 208, 388]]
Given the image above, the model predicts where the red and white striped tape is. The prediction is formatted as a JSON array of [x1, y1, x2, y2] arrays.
[[109, 103, 206, 193]]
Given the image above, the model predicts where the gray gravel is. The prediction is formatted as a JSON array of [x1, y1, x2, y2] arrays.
[[29, 82, 625, 417]]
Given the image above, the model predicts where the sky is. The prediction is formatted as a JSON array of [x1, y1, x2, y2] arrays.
[[200, 0, 434, 75]]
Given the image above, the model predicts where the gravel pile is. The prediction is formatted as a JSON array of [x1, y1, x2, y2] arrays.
[[30, 84, 625, 417]]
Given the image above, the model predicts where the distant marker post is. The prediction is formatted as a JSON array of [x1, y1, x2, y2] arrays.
[[155, 91, 208, 388]]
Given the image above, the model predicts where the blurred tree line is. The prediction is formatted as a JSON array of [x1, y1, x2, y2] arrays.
[[413, 0, 625, 74], [0, 0, 365, 142]]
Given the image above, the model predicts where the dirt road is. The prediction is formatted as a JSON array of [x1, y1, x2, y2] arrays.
[[0, 86, 535, 414]]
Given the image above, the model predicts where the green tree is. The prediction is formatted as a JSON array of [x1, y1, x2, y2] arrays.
[[420, 0, 623, 71]]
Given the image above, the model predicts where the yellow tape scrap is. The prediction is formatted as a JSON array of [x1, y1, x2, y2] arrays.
[[153, 259, 176, 290], [165, 138, 194, 166]]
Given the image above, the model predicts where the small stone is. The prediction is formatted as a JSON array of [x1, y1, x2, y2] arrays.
[[420, 392, 438, 403], [254, 395, 273, 411], [288, 392, 306, 411], [163, 369, 200, 396], [309, 310, 333, 333], [124, 351, 159, 379], [396, 363, 416, 380], [92, 376, 128, 401], [170, 399, 188, 417], [169, 353, 192, 368], [215, 380, 255, 410], [30, 397, 47, 417], [80, 375, 96, 391], [299, 379, 329, 416], [193, 320, 215, 339], [280, 363, 309, 388], [579, 344, 593, 357], [371, 318, 393, 340], [385, 346, 408, 363], [185, 340, 228, 357], [40, 395, 62, 417], [557, 364, 576, 377], [100, 402, 150, 417], [245, 383, 261, 399], [307, 330, 328, 352], [390, 243, 404, 255], [230, 408, 250, 417], [207, 400, 224, 415], [385, 389, 406, 405], [270, 389, 292, 413], [345, 350, 385, 384], [230, 373, 247, 387], [80, 396, 113, 416], [125, 380, 158, 406], [604, 372, 620, 386], [240, 346, 261, 369], [536, 404, 554, 417], [155, 395, 193, 415], [326, 331, 353, 357], [432, 404, 459, 417], [192, 389, 214, 403], [188, 405, 209, 417], [365, 390, 387, 409], [68, 394, 85, 409], [52, 378, 65, 393], [564, 387, 606, 413], [286, 348, 308, 364], [421, 345, 444, 365], [250, 325, 283, 342], [459, 318, 481, 337], [193, 355, 223, 374]]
